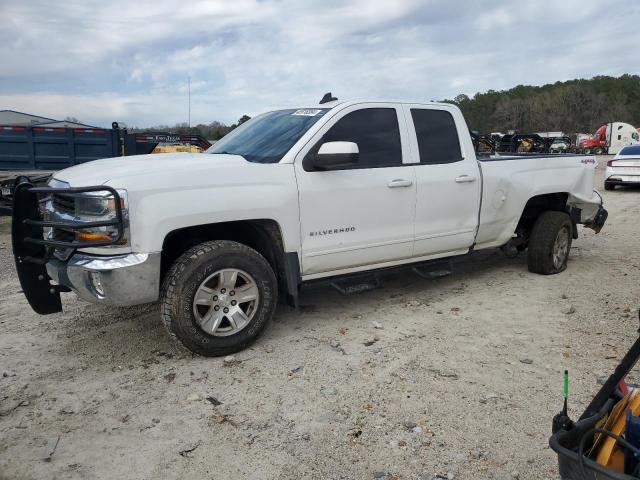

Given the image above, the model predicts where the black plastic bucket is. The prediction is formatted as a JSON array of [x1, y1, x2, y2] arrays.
[[550, 333, 640, 479]]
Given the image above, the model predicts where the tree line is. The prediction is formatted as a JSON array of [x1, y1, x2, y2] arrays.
[[131, 114, 251, 140], [445, 74, 640, 134]]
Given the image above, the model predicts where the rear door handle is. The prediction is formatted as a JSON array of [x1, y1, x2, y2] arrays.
[[455, 175, 477, 183], [387, 179, 413, 188]]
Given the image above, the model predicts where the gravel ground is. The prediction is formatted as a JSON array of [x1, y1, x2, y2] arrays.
[[0, 159, 639, 480]]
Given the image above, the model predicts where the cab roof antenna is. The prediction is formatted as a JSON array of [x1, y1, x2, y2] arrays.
[[319, 92, 338, 104]]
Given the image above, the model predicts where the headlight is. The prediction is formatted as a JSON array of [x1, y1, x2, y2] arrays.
[[75, 194, 122, 217], [74, 190, 130, 246]]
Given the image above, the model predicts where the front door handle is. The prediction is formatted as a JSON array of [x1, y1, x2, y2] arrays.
[[455, 175, 477, 183], [387, 179, 413, 188]]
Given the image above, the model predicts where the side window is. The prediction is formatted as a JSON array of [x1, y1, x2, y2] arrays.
[[321, 108, 402, 168], [410, 109, 462, 164]]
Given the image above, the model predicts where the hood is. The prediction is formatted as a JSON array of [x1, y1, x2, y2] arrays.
[[54, 153, 248, 187]]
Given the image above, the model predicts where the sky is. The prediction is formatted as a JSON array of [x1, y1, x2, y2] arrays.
[[1, 0, 639, 128]]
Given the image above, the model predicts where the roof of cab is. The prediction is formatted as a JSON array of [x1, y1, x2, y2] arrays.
[[261, 99, 458, 117], [310, 99, 454, 109]]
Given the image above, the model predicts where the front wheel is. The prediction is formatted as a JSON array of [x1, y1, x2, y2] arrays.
[[527, 211, 573, 275], [604, 182, 615, 191], [160, 240, 278, 356]]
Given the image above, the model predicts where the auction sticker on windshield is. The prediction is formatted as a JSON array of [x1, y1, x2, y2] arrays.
[[292, 109, 323, 116]]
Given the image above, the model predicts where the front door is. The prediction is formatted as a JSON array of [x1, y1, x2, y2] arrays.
[[294, 104, 416, 277]]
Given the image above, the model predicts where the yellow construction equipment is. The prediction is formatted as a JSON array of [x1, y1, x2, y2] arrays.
[[152, 144, 203, 154]]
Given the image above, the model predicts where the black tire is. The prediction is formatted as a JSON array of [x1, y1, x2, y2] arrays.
[[594, 147, 604, 155], [160, 240, 277, 357], [527, 211, 573, 275], [604, 182, 615, 191]]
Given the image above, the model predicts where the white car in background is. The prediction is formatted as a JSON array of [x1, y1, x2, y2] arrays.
[[605, 145, 640, 190]]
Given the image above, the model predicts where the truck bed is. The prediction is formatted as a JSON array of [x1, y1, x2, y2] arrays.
[[474, 153, 600, 249]]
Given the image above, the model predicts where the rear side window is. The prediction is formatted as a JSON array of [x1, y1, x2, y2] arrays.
[[321, 108, 402, 168], [410, 109, 462, 164], [621, 145, 640, 155]]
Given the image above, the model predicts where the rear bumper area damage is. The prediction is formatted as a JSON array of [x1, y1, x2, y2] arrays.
[[583, 205, 608, 234], [568, 190, 608, 234]]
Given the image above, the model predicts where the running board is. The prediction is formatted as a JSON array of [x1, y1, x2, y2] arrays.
[[304, 257, 455, 296], [330, 273, 381, 295], [411, 259, 453, 279]]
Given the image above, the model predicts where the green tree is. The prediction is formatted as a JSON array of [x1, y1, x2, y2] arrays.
[[444, 74, 640, 133], [229, 115, 252, 131]]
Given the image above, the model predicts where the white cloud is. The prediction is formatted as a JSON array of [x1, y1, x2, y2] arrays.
[[475, 10, 513, 31]]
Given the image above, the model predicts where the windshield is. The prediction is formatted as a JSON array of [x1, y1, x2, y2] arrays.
[[206, 108, 329, 163]]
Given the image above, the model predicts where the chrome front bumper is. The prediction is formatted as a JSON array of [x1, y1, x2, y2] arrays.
[[46, 252, 161, 306]]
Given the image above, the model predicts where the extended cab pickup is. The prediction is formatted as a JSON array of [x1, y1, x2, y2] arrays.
[[11, 100, 608, 356]]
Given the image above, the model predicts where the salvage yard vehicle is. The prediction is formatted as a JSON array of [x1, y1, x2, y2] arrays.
[[0, 125, 211, 213], [470, 131, 496, 156], [498, 133, 547, 153], [11, 97, 608, 356], [604, 145, 640, 190], [0, 173, 50, 214], [579, 122, 640, 155], [548, 136, 571, 154], [0, 123, 212, 172]]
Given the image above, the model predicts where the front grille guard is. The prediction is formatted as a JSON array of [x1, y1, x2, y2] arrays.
[[11, 177, 125, 314], [13, 180, 125, 257]]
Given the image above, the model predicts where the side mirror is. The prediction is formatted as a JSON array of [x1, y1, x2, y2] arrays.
[[313, 141, 359, 170]]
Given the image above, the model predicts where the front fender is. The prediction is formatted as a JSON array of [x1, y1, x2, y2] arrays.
[[122, 164, 301, 253]]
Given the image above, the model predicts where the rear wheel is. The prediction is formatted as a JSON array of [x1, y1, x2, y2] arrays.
[[160, 240, 278, 356], [527, 211, 573, 275], [604, 182, 615, 191]]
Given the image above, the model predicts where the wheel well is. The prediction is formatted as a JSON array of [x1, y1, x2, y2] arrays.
[[515, 193, 569, 243], [160, 220, 294, 303]]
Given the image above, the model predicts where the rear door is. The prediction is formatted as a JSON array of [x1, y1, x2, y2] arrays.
[[403, 105, 481, 256], [294, 104, 416, 277]]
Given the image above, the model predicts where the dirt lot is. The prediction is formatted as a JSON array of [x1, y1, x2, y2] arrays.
[[1, 159, 639, 480]]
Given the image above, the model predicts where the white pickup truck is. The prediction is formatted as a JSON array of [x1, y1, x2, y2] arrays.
[[11, 98, 608, 356]]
